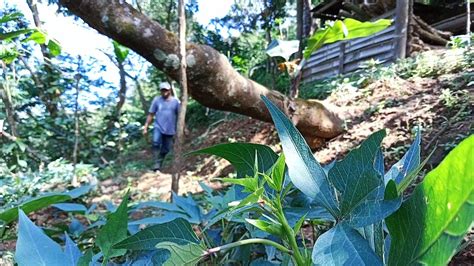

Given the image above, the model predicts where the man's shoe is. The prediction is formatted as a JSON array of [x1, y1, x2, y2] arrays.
[[152, 162, 162, 172]]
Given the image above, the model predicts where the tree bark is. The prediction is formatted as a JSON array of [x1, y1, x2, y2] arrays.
[[58, 0, 344, 148], [26, 0, 60, 117], [72, 76, 81, 187], [171, 0, 188, 194]]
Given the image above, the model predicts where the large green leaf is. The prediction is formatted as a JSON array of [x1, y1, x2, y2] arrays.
[[303, 18, 392, 59], [261, 96, 339, 217], [156, 242, 205, 266], [114, 218, 199, 250], [190, 143, 278, 177], [328, 130, 401, 227], [47, 39, 61, 57], [113, 40, 129, 63], [15, 210, 67, 266], [24, 30, 47, 45], [96, 192, 130, 262], [312, 223, 383, 266], [387, 135, 474, 265], [0, 12, 24, 24], [0, 29, 33, 41], [0, 193, 72, 224]]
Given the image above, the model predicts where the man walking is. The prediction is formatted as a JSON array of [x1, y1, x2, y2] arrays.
[[143, 82, 180, 171]]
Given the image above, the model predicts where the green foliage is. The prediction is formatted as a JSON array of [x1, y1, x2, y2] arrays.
[[191, 143, 278, 177], [156, 242, 205, 265], [112, 40, 129, 63], [0, 185, 91, 224], [96, 191, 130, 262], [114, 218, 199, 250], [0, 159, 97, 206], [387, 135, 474, 265], [303, 18, 392, 59], [261, 96, 339, 216]]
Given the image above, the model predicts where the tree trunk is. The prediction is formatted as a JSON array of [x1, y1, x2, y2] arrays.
[[58, 0, 345, 149], [296, 0, 304, 59], [26, 0, 60, 117], [171, 0, 188, 195], [72, 76, 81, 187], [115, 60, 128, 118]]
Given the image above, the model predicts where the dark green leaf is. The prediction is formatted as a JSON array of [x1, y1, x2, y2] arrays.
[[0, 193, 72, 224], [96, 191, 129, 261], [128, 212, 190, 226], [190, 143, 278, 177], [312, 223, 383, 266], [387, 135, 474, 265], [261, 96, 339, 218], [0, 12, 24, 24], [115, 218, 199, 250], [15, 210, 67, 266], [77, 250, 93, 266], [47, 39, 61, 56], [155, 241, 205, 266], [0, 29, 33, 41], [328, 130, 401, 227]]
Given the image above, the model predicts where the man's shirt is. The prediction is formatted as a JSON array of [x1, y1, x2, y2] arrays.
[[149, 96, 180, 135]]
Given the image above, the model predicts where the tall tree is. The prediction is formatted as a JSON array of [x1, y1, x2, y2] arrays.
[[171, 0, 189, 194], [25, 0, 61, 117], [58, 0, 344, 148]]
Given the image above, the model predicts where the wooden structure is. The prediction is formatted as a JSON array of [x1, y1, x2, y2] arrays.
[[302, 0, 472, 83]]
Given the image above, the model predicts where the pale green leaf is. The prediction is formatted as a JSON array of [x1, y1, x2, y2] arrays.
[[387, 135, 474, 265], [312, 223, 383, 266], [245, 218, 284, 237], [304, 18, 392, 59], [156, 241, 205, 266]]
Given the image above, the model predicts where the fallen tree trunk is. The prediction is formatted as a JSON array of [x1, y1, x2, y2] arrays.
[[58, 0, 344, 148]]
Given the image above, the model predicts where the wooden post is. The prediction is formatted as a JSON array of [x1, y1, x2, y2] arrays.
[[338, 42, 346, 74], [394, 0, 410, 59], [468, 0, 471, 47], [171, 0, 188, 195]]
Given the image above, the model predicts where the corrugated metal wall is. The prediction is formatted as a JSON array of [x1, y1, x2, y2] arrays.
[[302, 24, 398, 83]]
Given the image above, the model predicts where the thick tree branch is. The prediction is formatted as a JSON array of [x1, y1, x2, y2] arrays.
[[58, 0, 344, 147]]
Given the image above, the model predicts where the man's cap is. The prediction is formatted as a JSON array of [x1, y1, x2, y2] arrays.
[[159, 82, 171, 90]]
